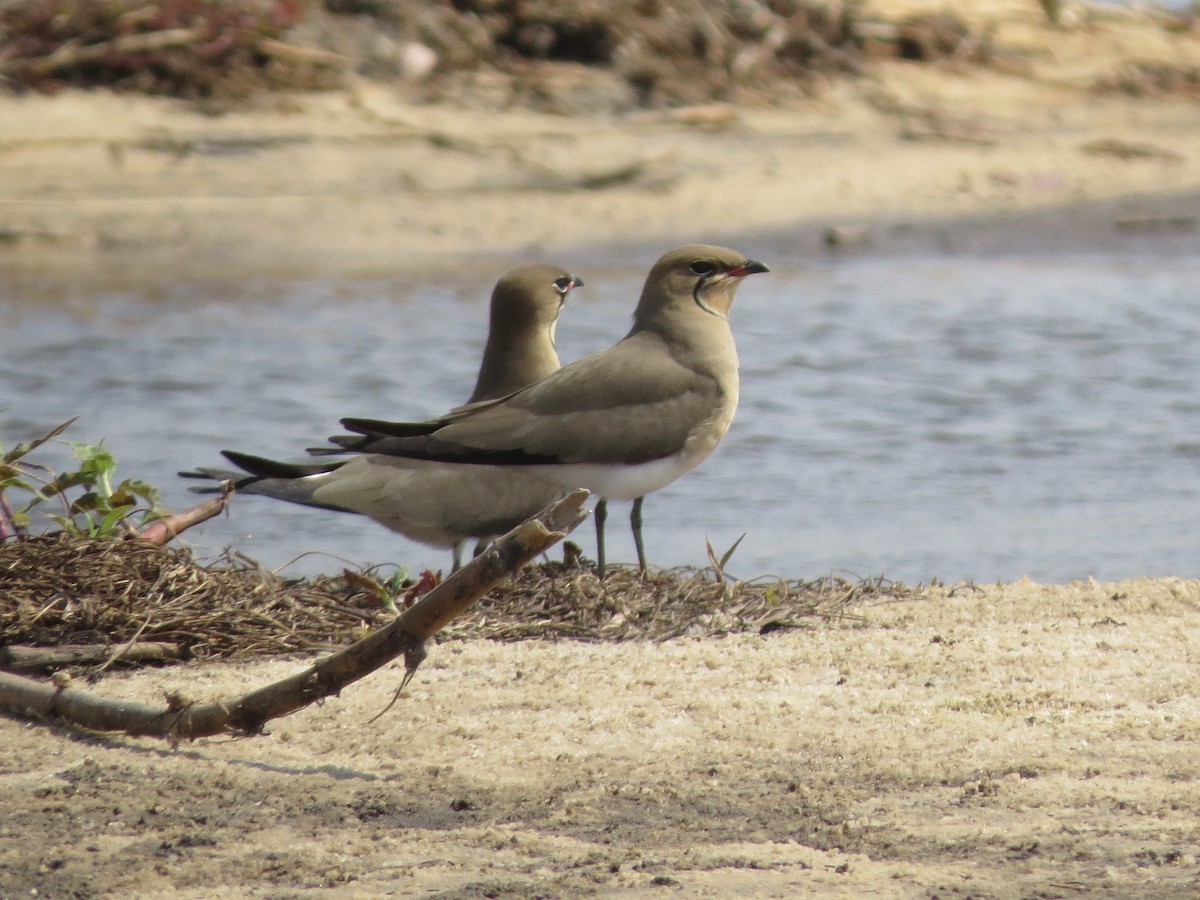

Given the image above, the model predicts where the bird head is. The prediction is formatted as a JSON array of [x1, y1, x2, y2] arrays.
[[636, 244, 769, 324]]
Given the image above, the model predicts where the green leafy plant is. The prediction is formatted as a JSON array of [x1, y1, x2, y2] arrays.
[[0, 418, 167, 541]]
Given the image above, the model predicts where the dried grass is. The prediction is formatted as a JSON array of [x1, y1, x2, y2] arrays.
[[1096, 61, 1200, 101], [0, 533, 379, 660], [0, 0, 1002, 109], [0, 0, 339, 99], [455, 563, 898, 643], [1, 534, 916, 671]]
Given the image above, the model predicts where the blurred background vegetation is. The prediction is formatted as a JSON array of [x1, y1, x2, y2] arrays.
[[0, 0, 1070, 108]]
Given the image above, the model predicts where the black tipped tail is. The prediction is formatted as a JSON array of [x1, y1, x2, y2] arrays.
[[340, 416, 442, 438], [179, 452, 345, 494], [220, 449, 343, 480], [178, 466, 244, 494], [308, 438, 361, 456], [179, 451, 350, 511]]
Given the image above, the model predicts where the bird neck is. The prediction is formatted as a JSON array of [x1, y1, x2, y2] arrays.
[[631, 305, 738, 379], [470, 334, 561, 403]]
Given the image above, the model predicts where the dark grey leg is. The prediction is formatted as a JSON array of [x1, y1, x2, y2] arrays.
[[631, 496, 646, 572], [595, 497, 608, 578]]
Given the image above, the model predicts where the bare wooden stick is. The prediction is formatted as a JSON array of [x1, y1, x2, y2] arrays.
[[0, 642, 182, 673], [255, 38, 348, 67], [134, 492, 230, 546], [0, 490, 588, 743]]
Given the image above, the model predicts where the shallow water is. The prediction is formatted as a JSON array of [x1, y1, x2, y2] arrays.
[[3, 250, 1199, 584]]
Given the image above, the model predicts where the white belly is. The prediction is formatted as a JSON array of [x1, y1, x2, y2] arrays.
[[536, 453, 706, 502]]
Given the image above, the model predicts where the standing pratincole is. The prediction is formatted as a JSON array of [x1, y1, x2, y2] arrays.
[[324, 244, 769, 577], [182, 263, 583, 570]]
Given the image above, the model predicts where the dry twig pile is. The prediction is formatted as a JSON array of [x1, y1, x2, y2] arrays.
[[1, 533, 915, 674], [0, 0, 1004, 108]]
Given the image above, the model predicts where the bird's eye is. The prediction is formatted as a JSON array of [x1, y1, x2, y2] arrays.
[[689, 261, 716, 276], [553, 276, 573, 295]]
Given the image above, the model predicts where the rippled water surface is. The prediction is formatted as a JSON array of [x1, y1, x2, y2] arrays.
[[3, 251, 1198, 583]]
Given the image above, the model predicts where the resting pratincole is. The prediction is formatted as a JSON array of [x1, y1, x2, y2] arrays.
[[182, 263, 583, 570], [324, 244, 769, 577]]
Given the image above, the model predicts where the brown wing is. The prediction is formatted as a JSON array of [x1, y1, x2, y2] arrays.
[[372, 333, 724, 466]]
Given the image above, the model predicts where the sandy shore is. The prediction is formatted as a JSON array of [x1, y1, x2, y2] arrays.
[[2, 3, 1199, 286], [2, 576, 1199, 897], [3, 3, 1200, 896]]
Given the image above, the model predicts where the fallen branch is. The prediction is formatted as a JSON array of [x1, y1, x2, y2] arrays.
[[133, 492, 231, 546], [0, 490, 588, 743], [255, 38, 348, 67], [0, 641, 182, 673]]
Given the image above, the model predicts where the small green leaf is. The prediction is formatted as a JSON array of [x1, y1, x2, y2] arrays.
[[69, 492, 103, 514], [66, 442, 118, 495], [39, 471, 93, 497], [719, 533, 747, 570], [705, 536, 725, 584], [46, 513, 77, 534], [108, 486, 134, 508], [97, 506, 134, 537], [118, 477, 161, 507], [1, 475, 39, 495], [1, 417, 79, 464]]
